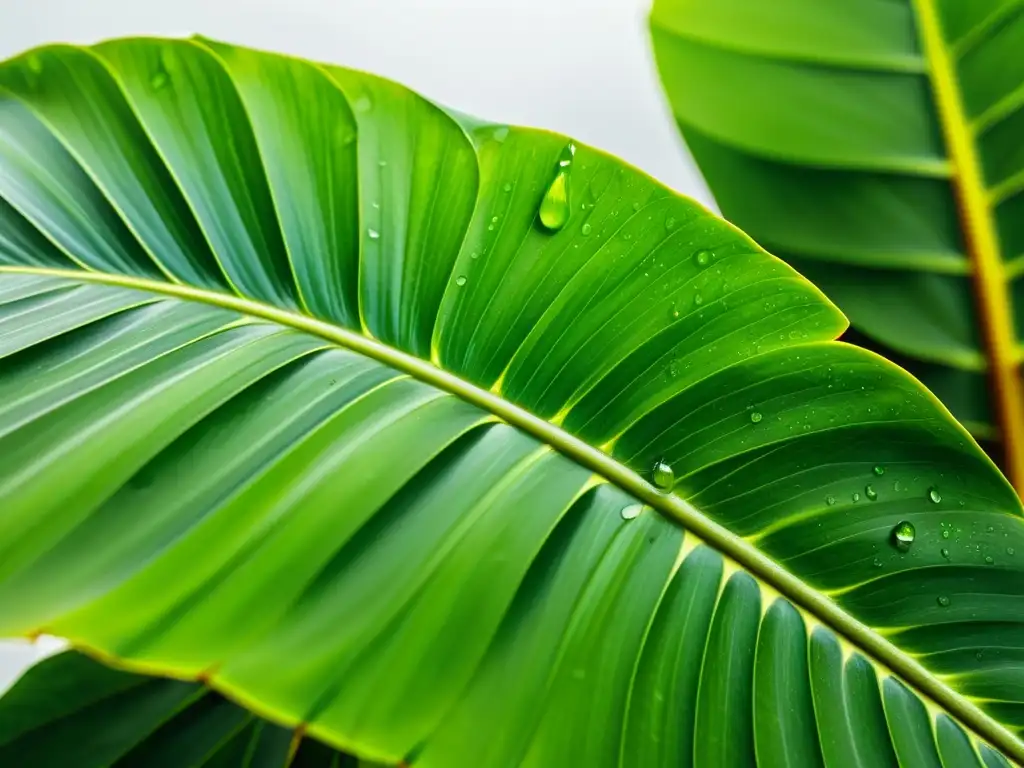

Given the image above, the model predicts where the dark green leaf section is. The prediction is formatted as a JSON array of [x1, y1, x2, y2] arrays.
[[648, 0, 1024, 447], [0, 38, 1020, 765], [0, 651, 353, 767]]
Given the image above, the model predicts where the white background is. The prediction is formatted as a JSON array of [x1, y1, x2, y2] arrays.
[[0, 0, 713, 691]]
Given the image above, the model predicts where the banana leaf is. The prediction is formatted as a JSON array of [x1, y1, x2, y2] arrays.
[[649, 0, 1024, 496], [0, 36, 1022, 766], [0, 650, 360, 766]]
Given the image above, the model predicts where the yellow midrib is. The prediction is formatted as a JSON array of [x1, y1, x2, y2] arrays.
[[912, 0, 1024, 491]]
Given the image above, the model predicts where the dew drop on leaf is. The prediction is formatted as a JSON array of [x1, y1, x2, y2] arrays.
[[749, 411, 762, 423], [455, 275, 467, 287], [693, 249, 712, 267], [892, 520, 915, 551], [866, 485, 878, 501], [826, 495, 836, 506], [985, 555, 994, 565], [873, 465, 885, 476], [367, 228, 380, 240], [621, 504, 643, 521], [694, 292, 703, 306], [852, 492, 861, 503], [937, 595, 950, 607], [150, 68, 169, 90], [665, 216, 677, 230], [651, 460, 674, 492], [928, 487, 941, 504], [581, 222, 592, 235], [538, 142, 574, 232], [941, 548, 949, 559]]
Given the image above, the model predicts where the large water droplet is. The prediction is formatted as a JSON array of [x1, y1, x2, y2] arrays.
[[852, 492, 861, 503], [873, 465, 885, 476], [455, 275, 467, 287], [749, 411, 762, 424], [937, 595, 950, 607], [941, 547, 950, 558], [581, 222, 592, 236], [503, 183, 513, 193], [892, 520, 916, 552], [538, 142, 575, 232], [985, 555, 994, 565], [826, 495, 836, 506], [865, 484, 878, 501], [928, 487, 941, 504], [367, 228, 380, 240], [651, 459, 674, 491], [621, 504, 643, 521], [693, 249, 712, 267]]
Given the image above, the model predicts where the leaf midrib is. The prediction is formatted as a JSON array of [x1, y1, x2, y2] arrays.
[[911, 0, 1024, 495], [2, 264, 1020, 761]]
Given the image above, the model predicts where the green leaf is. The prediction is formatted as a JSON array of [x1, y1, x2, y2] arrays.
[[0, 36, 1022, 765], [0, 650, 356, 767], [648, 0, 1024, 494]]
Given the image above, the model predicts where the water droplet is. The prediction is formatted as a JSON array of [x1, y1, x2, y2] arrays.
[[538, 142, 575, 232], [749, 411, 762, 423], [872, 557, 882, 568], [378, 159, 388, 168], [632, 201, 641, 212], [941, 529, 950, 540], [621, 504, 643, 521], [928, 487, 941, 504], [892, 521, 916, 552], [987, 525, 995, 533], [985, 555, 994, 564], [1008, 547, 1016, 556], [665, 216, 677, 230], [470, 251, 479, 259], [367, 228, 380, 240], [826, 495, 836, 506], [354, 95, 373, 113], [865, 484, 878, 501], [503, 183, 513, 192], [937, 595, 950, 607], [455, 275, 467, 287], [150, 68, 169, 90], [873, 465, 885, 476], [651, 459, 674, 492], [693, 249, 712, 267], [976, 651, 984, 661], [669, 303, 680, 320], [852, 492, 861, 503], [893, 480, 901, 492], [941, 547, 950, 558], [694, 292, 703, 306], [581, 222, 592, 236]]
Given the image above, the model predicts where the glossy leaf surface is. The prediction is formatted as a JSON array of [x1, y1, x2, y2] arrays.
[[649, 0, 1024, 493], [0, 37, 1022, 766]]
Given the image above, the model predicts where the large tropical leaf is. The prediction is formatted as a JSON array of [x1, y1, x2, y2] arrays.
[[0, 36, 1022, 766], [0, 651, 360, 767], [648, 0, 1024, 495]]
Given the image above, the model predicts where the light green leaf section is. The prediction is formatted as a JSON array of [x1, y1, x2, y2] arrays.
[[0, 37, 1022, 767]]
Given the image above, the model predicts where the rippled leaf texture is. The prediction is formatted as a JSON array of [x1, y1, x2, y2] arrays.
[[649, 0, 1024, 494], [0, 37, 1022, 766], [0, 651, 360, 767]]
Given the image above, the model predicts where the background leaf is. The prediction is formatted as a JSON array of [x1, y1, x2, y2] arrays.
[[0, 37, 1022, 765], [649, 0, 1024, 493]]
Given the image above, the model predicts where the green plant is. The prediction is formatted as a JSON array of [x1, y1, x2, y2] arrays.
[[0, 37, 1022, 766], [649, 0, 1024, 498], [0, 651, 357, 765]]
